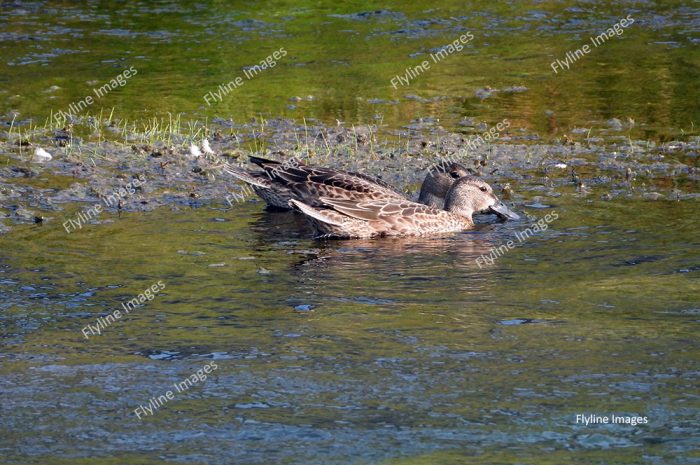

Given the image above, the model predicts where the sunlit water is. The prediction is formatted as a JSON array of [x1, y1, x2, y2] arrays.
[[1, 0, 699, 464], [1, 197, 698, 464]]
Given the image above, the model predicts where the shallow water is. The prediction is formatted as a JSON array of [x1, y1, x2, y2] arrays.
[[1, 197, 699, 464], [1, 1, 699, 464]]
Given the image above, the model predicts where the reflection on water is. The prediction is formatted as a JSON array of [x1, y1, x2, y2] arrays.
[[0, 198, 698, 464]]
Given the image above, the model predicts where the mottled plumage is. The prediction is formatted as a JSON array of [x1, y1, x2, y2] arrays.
[[290, 176, 519, 239], [224, 156, 470, 210]]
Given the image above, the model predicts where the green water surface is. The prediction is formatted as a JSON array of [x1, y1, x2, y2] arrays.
[[1, 0, 698, 140]]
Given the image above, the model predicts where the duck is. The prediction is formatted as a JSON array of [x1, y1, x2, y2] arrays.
[[224, 156, 471, 210], [289, 176, 519, 239], [418, 160, 472, 208]]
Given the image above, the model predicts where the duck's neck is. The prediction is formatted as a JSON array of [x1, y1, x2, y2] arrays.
[[446, 205, 475, 227]]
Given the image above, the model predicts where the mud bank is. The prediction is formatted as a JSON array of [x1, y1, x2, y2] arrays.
[[0, 117, 697, 235]]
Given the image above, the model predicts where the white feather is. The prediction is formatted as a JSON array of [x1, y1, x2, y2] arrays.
[[202, 139, 215, 155], [33, 147, 52, 161], [189, 143, 202, 158]]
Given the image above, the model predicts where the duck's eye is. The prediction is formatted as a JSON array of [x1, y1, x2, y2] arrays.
[[450, 171, 461, 179], [479, 186, 488, 192]]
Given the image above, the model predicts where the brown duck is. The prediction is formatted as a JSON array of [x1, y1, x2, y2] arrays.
[[224, 156, 471, 210], [289, 176, 519, 239]]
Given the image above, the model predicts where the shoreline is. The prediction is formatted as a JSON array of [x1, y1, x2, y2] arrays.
[[0, 116, 698, 236]]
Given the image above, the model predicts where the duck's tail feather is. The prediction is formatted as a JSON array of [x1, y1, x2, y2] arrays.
[[289, 199, 343, 226], [248, 155, 280, 169], [222, 165, 271, 188]]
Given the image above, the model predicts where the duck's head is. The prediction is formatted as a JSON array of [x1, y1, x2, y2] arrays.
[[419, 162, 472, 207], [444, 176, 519, 220]]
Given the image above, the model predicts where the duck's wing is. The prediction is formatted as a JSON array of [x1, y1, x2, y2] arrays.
[[289, 199, 344, 226], [347, 171, 403, 194], [249, 155, 403, 197], [318, 197, 464, 236], [274, 164, 404, 202], [249, 155, 306, 174], [292, 196, 464, 238], [320, 197, 440, 221], [248, 155, 281, 169]]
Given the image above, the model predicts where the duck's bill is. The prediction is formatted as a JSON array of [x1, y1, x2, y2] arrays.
[[489, 201, 520, 220]]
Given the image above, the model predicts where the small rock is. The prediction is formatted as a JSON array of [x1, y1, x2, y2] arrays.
[[234, 402, 270, 409], [607, 118, 623, 130], [643, 192, 664, 200], [475, 87, 496, 99], [499, 318, 545, 326]]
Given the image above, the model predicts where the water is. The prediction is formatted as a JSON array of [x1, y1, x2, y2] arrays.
[[1, 1, 699, 464], [1, 1, 698, 140], [1, 198, 698, 463]]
